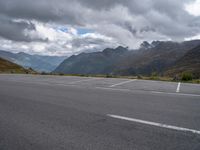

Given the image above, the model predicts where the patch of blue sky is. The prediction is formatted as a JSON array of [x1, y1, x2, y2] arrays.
[[77, 28, 94, 35], [56, 26, 94, 35], [57, 27, 68, 32]]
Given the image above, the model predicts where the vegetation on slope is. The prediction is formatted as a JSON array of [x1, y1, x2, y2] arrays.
[[0, 57, 35, 74], [165, 45, 200, 79]]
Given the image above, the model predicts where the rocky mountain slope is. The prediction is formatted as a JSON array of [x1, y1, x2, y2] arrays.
[[54, 46, 129, 74], [54, 40, 200, 76], [165, 44, 200, 77]]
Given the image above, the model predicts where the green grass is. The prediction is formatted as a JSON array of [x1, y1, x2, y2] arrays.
[[4, 69, 199, 84], [0, 57, 37, 74], [51, 73, 199, 84]]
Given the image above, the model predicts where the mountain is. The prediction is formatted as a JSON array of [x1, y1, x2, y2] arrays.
[[0, 50, 67, 72], [114, 40, 200, 75], [54, 40, 200, 76], [165, 45, 200, 78], [0, 57, 34, 74], [54, 46, 129, 74]]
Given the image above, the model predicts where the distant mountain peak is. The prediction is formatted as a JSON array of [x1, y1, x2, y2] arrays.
[[103, 46, 128, 54], [54, 40, 200, 76], [17, 52, 27, 55], [151, 41, 162, 47], [140, 41, 153, 50], [115, 46, 129, 51]]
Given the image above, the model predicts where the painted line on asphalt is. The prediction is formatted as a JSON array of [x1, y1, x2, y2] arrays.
[[152, 91, 200, 97], [176, 82, 181, 93], [107, 114, 200, 135], [109, 79, 137, 87], [96, 87, 131, 92], [3, 79, 79, 87], [69, 78, 99, 84], [96, 86, 200, 97]]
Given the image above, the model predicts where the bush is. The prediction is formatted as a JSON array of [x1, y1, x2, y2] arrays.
[[137, 75, 142, 79], [106, 74, 113, 78], [196, 80, 200, 84], [41, 72, 48, 75], [181, 72, 193, 81], [150, 72, 159, 80]]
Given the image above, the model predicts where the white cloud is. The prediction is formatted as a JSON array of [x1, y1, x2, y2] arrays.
[[0, 21, 118, 56], [185, 0, 200, 16], [0, 0, 200, 56], [185, 34, 200, 40]]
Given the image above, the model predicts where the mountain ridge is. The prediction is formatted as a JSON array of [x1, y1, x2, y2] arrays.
[[165, 44, 200, 77], [0, 50, 67, 72], [54, 40, 200, 77]]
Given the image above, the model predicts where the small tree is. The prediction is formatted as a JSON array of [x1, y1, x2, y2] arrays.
[[137, 74, 142, 79], [150, 72, 159, 80], [181, 72, 193, 81]]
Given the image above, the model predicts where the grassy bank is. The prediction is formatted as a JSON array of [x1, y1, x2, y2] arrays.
[[1, 71, 199, 84], [39, 72, 200, 84]]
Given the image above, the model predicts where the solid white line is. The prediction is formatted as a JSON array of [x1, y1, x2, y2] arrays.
[[8, 80, 79, 87], [107, 114, 200, 135], [96, 87, 130, 92], [96, 86, 200, 97], [69, 78, 98, 84], [109, 79, 137, 87], [152, 91, 200, 97], [176, 82, 181, 93]]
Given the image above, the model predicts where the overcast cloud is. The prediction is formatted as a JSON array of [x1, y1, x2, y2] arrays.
[[0, 0, 200, 56]]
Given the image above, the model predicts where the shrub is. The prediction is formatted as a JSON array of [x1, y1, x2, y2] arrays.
[[137, 75, 142, 79], [41, 72, 48, 75], [181, 72, 193, 81], [150, 72, 159, 80], [106, 74, 112, 78], [196, 80, 200, 84]]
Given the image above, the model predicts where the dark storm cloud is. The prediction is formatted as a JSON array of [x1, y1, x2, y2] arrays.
[[79, 0, 200, 39], [0, 15, 48, 42], [0, 0, 84, 25], [0, 0, 200, 50]]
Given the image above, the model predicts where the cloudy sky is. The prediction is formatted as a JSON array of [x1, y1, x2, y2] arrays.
[[0, 0, 200, 56]]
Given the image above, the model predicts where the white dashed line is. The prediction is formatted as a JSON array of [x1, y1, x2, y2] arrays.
[[107, 114, 200, 135], [109, 79, 137, 87], [176, 82, 181, 93]]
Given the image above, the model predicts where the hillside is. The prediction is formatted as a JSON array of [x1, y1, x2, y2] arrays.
[[165, 45, 200, 78], [54, 46, 129, 74], [0, 50, 66, 72], [0, 57, 34, 74], [54, 40, 200, 76], [113, 40, 200, 75]]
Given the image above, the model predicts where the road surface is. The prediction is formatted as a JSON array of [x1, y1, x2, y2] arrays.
[[0, 74, 200, 150]]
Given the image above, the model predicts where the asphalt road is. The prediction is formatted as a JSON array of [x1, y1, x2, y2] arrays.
[[0, 74, 200, 150]]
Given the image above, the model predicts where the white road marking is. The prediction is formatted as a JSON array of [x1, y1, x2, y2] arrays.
[[96, 86, 200, 97], [109, 79, 137, 87], [176, 82, 181, 93], [152, 91, 200, 97], [107, 114, 200, 135], [69, 78, 99, 84], [96, 87, 130, 92], [3, 79, 79, 87]]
